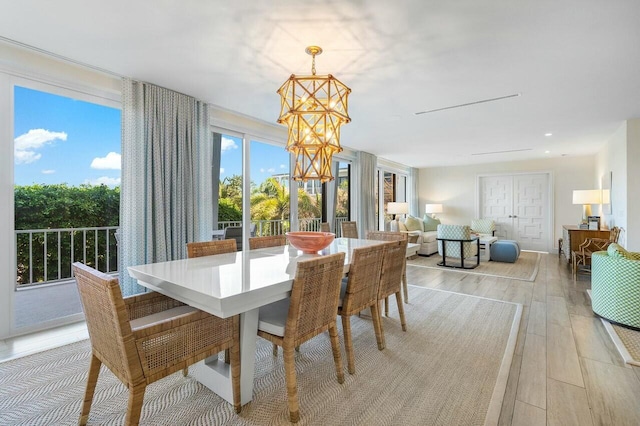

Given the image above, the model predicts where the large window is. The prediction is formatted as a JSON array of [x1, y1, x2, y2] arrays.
[[13, 85, 121, 332], [216, 132, 243, 228], [377, 169, 408, 230]]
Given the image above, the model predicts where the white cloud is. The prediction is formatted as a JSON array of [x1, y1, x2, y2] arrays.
[[221, 136, 238, 153], [220, 167, 225, 174], [280, 164, 286, 169], [14, 129, 67, 164], [268, 168, 276, 173], [84, 176, 121, 187], [91, 152, 121, 170], [260, 168, 265, 173], [41, 170, 55, 174]]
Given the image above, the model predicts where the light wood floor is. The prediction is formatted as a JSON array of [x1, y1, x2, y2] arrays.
[[3, 253, 639, 425], [405, 252, 640, 426]]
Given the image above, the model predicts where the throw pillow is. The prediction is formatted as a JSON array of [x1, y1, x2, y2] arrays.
[[398, 220, 408, 231], [608, 243, 631, 259], [423, 214, 441, 232], [404, 215, 423, 232]]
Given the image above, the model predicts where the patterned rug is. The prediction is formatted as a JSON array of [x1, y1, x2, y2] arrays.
[[587, 290, 640, 366], [408, 251, 541, 282], [0, 287, 521, 426]]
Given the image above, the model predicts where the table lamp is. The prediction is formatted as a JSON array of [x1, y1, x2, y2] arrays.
[[387, 202, 409, 231], [572, 190, 601, 223], [424, 203, 443, 219]]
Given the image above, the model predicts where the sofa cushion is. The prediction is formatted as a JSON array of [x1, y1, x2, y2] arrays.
[[422, 231, 438, 243], [404, 215, 423, 232], [423, 215, 441, 232]]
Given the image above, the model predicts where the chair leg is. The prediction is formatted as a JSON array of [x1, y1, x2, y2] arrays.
[[328, 324, 345, 384], [370, 302, 385, 350], [182, 367, 188, 377], [402, 270, 409, 303], [229, 341, 242, 414], [125, 383, 146, 426], [341, 315, 356, 374], [79, 353, 101, 426], [283, 344, 300, 423], [395, 291, 407, 332], [272, 343, 278, 356], [384, 297, 389, 316], [224, 349, 230, 364]]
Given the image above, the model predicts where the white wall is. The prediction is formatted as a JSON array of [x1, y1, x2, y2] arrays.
[[418, 155, 596, 252], [595, 121, 628, 246], [626, 119, 640, 250]]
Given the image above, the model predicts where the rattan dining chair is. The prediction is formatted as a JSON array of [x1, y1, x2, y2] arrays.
[[249, 234, 287, 250], [187, 239, 237, 257], [341, 221, 359, 238], [187, 239, 237, 364], [572, 237, 613, 279], [376, 239, 408, 349], [338, 244, 386, 374], [366, 230, 410, 305], [72, 262, 241, 425], [257, 252, 346, 423], [320, 222, 331, 232]]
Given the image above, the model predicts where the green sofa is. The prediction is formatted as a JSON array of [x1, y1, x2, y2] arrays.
[[591, 243, 640, 330]]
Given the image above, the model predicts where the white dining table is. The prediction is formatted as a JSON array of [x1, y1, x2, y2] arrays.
[[128, 238, 419, 405]]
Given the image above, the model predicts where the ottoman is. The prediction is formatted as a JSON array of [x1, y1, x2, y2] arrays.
[[490, 240, 520, 263]]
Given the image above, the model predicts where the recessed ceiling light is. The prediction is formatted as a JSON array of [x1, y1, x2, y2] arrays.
[[545, 133, 553, 137]]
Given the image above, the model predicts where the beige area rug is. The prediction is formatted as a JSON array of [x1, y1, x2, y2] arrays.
[[408, 251, 541, 282], [587, 290, 640, 367], [0, 287, 521, 426]]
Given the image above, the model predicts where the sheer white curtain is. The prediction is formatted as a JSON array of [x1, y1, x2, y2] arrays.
[[325, 161, 339, 232], [357, 151, 377, 237], [119, 78, 213, 295], [409, 167, 420, 217]]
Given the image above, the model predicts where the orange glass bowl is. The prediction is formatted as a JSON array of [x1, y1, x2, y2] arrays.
[[286, 232, 335, 254]]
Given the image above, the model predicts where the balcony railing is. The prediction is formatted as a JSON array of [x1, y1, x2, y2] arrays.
[[15, 217, 349, 288]]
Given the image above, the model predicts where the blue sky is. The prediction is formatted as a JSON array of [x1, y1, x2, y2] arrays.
[[14, 86, 291, 187]]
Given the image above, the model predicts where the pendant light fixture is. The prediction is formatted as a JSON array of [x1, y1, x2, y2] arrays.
[[277, 46, 351, 182]]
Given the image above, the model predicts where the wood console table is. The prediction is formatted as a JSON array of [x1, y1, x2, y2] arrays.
[[561, 225, 610, 263]]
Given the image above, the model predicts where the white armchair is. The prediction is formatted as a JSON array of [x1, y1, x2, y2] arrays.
[[437, 224, 480, 269], [471, 219, 496, 237]]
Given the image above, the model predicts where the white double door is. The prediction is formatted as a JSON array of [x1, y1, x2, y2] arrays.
[[479, 173, 550, 252]]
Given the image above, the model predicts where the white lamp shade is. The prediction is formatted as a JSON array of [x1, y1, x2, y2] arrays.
[[572, 190, 601, 205], [424, 203, 443, 214], [387, 202, 409, 215]]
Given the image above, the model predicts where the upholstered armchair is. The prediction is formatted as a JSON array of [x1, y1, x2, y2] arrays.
[[591, 243, 640, 329], [471, 219, 496, 237], [437, 224, 480, 269]]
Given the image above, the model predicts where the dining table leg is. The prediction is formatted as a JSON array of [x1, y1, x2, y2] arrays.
[[190, 308, 259, 406]]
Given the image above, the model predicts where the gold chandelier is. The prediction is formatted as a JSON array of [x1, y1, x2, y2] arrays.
[[277, 46, 351, 182]]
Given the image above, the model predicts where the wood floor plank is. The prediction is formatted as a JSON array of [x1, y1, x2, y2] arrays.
[[565, 289, 593, 317], [512, 401, 546, 426], [515, 306, 530, 356], [547, 295, 571, 327], [532, 281, 546, 303], [527, 301, 546, 337], [498, 354, 523, 426], [546, 279, 565, 298], [581, 357, 640, 426], [547, 378, 593, 426], [547, 323, 584, 387], [570, 314, 627, 367], [517, 333, 547, 409]]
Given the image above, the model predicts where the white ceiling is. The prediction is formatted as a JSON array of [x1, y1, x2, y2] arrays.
[[2, 0, 639, 168]]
